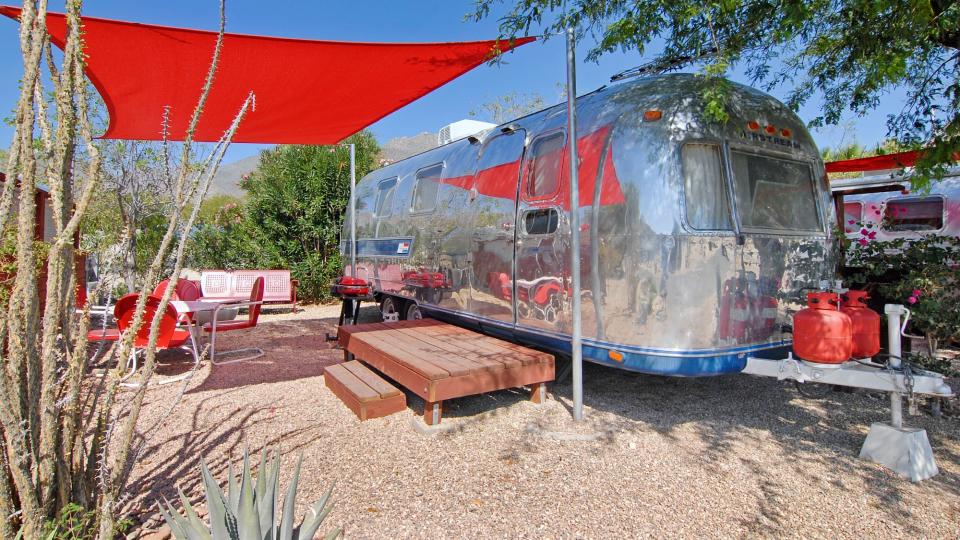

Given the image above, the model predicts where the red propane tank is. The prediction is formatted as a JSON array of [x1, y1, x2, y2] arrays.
[[841, 290, 881, 358], [792, 292, 853, 364]]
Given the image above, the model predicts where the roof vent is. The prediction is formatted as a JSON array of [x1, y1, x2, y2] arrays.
[[438, 119, 497, 146]]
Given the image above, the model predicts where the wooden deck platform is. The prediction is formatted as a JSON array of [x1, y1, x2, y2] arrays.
[[337, 319, 554, 424]]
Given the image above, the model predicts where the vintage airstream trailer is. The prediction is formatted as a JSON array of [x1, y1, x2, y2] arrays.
[[832, 167, 960, 243], [342, 73, 837, 377]]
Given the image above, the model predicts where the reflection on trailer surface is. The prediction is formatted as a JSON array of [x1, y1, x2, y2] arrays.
[[342, 74, 836, 377], [832, 169, 960, 244]]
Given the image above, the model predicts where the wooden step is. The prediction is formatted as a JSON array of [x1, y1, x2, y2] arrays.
[[324, 361, 406, 421]]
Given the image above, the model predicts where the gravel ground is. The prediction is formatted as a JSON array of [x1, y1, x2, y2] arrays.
[[122, 304, 960, 539]]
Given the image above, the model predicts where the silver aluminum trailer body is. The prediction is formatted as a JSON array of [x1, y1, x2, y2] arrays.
[[341, 74, 837, 377]]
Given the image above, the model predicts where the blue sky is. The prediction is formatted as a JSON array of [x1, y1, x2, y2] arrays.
[[1, 0, 900, 163]]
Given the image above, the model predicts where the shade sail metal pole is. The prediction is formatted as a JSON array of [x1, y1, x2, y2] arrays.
[[566, 26, 584, 421], [350, 143, 357, 278]]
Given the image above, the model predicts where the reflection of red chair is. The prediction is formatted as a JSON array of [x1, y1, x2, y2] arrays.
[[202, 276, 265, 365], [114, 293, 199, 385]]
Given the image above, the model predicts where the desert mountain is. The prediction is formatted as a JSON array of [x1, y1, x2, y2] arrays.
[[209, 132, 438, 197]]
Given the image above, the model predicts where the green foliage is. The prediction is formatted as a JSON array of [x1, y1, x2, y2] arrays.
[[159, 449, 340, 540], [199, 194, 243, 224], [189, 132, 380, 302], [15, 504, 132, 540], [472, 0, 960, 188], [845, 235, 960, 344], [0, 227, 51, 307]]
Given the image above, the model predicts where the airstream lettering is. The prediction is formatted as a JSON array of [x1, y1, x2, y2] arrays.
[[342, 74, 836, 377]]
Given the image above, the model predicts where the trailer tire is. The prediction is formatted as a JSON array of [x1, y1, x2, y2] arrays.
[[405, 301, 423, 320], [380, 296, 401, 321]]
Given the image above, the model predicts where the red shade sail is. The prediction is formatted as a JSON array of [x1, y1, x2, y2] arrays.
[[825, 149, 960, 173], [0, 7, 534, 144]]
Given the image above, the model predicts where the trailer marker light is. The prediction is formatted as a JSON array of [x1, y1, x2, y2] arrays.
[[780, 128, 792, 138], [609, 350, 624, 362], [643, 109, 662, 122], [765, 124, 776, 134], [747, 121, 760, 131]]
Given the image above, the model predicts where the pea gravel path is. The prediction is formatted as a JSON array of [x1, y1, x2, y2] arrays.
[[123, 305, 960, 539]]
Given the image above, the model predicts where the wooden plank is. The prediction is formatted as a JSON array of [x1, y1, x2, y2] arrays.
[[416, 322, 549, 365], [389, 319, 546, 366], [384, 325, 514, 371], [432, 362, 555, 402], [342, 360, 402, 399], [409, 327, 529, 369], [324, 363, 379, 403], [346, 323, 456, 378], [324, 368, 365, 418], [324, 366, 406, 421], [349, 338, 433, 400], [361, 392, 406, 420], [358, 322, 487, 376], [354, 330, 469, 378]]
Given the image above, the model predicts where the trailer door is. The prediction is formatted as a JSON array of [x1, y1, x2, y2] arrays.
[[467, 129, 526, 325]]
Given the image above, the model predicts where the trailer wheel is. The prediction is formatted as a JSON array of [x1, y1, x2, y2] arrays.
[[380, 296, 401, 322], [404, 301, 423, 320]]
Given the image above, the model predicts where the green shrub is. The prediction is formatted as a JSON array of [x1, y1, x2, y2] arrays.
[[14, 504, 132, 540], [845, 234, 960, 345], [189, 132, 380, 303]]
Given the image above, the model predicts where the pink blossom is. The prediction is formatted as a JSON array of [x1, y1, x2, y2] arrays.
[[867, 231, 877, 239], [860, 228, 869, 235], [908, 296, 917, 304], [858, 238, 869, 246], [912, 289, 922, 297], [848, 219, 856, 225]]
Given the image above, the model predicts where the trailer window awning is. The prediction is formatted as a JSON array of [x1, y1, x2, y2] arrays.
[[0, 7, 534, 144]]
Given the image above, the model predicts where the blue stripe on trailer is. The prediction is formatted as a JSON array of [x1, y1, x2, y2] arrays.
[[425, 306, 791, 377]]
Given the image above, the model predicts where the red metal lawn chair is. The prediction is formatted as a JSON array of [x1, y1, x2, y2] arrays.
[[202, 276, 265, 365], [114, 293, 200, 385]]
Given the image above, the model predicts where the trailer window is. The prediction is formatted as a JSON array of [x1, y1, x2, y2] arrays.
[[525, 131, 565, 199], [523, 208, 559, 235], [374, 178, 397, 217], [681, 143, 732, 230], [411, 164, 443, 213], [843, 201, 863, 233], [883, 197, 943, 232], [730, 151, 821, 232]]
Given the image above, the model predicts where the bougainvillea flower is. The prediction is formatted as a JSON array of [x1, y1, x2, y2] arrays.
[[867, 231, 877, 239], [860, 228, 869, 235], [912, 289, 922, 297], [908, 296, 917, 304], [858, 238, 869, 246]]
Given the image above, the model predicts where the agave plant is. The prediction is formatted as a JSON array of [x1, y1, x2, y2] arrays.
[[158, 449, 341, 540]]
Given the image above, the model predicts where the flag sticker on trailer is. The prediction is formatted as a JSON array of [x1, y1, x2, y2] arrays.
[[345, 238, 415, 258]]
